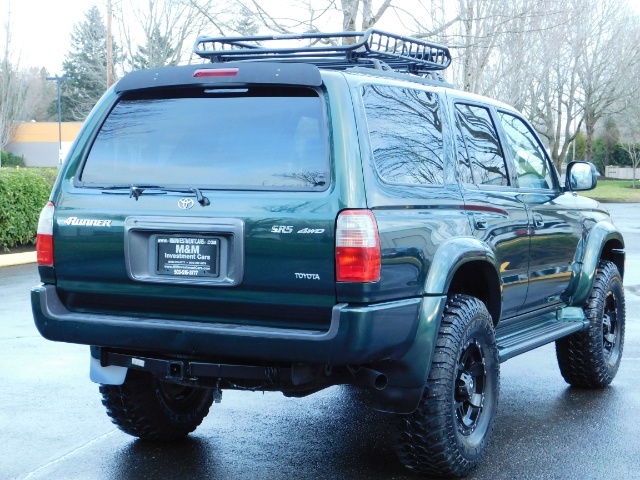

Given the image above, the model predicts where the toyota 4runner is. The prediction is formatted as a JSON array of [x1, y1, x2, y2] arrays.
[[31, 30, 626, 477]]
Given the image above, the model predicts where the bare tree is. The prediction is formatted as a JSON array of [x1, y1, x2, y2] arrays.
[[218, 0, 393, 41], [0, 8, 28, 156], [408, 0, 640, 173], [22, 68, 57, 122], [575, 0, 640, 162], [621, 141, 640, 188], [116, 0, 217, 71], [522, 1, 584, 171], [619, 90, 640, 188]]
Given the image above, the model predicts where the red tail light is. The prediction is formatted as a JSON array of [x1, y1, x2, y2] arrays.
[[336, 210, 381, 282], [37, 201, 55, 266]]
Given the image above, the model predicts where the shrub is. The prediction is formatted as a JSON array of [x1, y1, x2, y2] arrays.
[[0, 168, 55, 250], [1, 150, 25, 167]]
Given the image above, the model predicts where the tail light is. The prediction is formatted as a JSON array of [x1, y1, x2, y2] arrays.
[[37, 201, 55, 266], [336, 210, 381, 282]]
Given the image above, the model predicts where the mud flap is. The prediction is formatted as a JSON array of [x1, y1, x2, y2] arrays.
[[370, 294, 447, 414], [90, 355, 127, 385]]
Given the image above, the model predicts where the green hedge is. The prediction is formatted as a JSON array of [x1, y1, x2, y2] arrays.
[[1, 151, 25, 167], [0, 168, 57, 250]]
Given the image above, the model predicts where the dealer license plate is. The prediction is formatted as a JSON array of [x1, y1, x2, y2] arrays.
[[156, 236, 219, 277]]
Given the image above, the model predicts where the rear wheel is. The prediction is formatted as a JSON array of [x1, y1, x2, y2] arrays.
[[556, 260, 625, 387], [392, 295, 499, 477], [100, 370, 214, 440]]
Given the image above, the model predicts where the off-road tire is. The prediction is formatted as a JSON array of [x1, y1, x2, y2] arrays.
[[99, 370, 214, 441], [392, 294, 500, 478], [556, 260, 625, 388]]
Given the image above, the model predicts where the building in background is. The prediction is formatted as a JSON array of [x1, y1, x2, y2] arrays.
[[6, 122, 83, 167]]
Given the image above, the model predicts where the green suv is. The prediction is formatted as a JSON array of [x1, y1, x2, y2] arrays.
[[31, 30, 626, 477]]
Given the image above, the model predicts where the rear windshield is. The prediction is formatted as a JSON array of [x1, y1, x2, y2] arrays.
[[80, 87, 329, 190]]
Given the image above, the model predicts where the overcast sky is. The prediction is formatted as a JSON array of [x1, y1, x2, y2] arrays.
[[4, 0, 95, 73], [4, 0, 640, 74]]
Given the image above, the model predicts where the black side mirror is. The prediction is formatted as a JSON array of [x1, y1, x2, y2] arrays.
[[565, 161, 597, 191]]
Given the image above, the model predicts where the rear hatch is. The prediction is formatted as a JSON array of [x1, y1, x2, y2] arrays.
[[52, 83, 338, 331]]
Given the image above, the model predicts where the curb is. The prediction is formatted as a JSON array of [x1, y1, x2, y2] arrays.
[[0, 252, 37, 268]]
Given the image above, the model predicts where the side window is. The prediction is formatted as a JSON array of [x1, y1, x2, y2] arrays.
[[362, 85, 445, 185], [498, 112, 554, 189], [455, 104, 508, 187]]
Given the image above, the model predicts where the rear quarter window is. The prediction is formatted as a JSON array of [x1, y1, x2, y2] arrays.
[[80, 87, 329, 190], [362, 85, 445, 186]]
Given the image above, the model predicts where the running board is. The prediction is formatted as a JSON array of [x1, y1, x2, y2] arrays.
[[496, 307, 588, 362]]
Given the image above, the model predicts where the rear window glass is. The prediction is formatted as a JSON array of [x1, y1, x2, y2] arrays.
[[80, 87, 329, 190]]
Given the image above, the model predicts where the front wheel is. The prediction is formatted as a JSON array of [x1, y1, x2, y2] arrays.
[[556, 260, 625, 388], [392, 295, 500, 477], [100, 370, 214, 441]]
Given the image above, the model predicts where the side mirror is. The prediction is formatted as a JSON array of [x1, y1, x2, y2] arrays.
[[565, 161, 597, 191]]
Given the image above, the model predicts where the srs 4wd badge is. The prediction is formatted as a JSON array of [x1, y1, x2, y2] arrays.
[[271, 226, 325, 234]]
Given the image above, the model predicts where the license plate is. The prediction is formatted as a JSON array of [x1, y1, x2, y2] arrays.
[[156, 236, 219, 277]]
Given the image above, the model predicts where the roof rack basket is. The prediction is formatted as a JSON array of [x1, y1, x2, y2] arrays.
[[194, 29, 451, 75]]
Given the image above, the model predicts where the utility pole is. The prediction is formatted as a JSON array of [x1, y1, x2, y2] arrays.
[[45, 75, 69, 167], [106, 0, 114, 88]]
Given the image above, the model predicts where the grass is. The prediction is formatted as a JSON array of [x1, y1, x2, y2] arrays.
[[580, 179, 640, 203]]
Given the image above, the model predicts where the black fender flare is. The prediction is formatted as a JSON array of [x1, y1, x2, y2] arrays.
[[566, 221, 624, 306]]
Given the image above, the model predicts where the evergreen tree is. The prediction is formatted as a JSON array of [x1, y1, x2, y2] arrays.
[[130, 26, 176, 70], [567, 131, 587, 162], [233, 6, 259, 36], [52, 7, 117, 121]]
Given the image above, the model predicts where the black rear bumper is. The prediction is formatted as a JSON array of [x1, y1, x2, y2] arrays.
[[33, 283, 448, 413], [32, 283, 423, 365]]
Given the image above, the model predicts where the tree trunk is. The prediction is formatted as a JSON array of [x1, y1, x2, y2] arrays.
[[341, 0, 359, 42], [584, 112, 595, 163]]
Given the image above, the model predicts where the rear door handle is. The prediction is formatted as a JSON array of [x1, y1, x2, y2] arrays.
[[533, 213, 544, 228], [474, 213, 488, 230]]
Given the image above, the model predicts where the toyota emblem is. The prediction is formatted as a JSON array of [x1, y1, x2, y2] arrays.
[[178, 198, 195, 210]]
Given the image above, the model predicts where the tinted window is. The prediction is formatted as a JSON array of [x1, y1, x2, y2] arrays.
[[498, 112, 554, 189], [362, 85, 444, 185], [454, 115, 474, 184], [455, 104, 508, 186], [81, 87, 328, 190]]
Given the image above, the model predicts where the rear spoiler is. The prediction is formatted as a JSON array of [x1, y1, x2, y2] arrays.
[[115, 62, 322, 93]]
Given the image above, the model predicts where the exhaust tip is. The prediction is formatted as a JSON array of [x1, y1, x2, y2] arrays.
[[353, 367, 388, 390], [374, 373, 388, 390]]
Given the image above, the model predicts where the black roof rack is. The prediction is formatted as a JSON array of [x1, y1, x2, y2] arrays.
[[193, 29, 451, 75]]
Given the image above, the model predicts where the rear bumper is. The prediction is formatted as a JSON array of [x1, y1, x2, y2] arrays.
[[31, 283, 429, 366]]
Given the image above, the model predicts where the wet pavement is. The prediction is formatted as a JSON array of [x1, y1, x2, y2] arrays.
[[1, 203, 639, 479]]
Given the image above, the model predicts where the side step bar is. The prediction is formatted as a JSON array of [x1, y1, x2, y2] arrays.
[[496, 307, 589, 362]]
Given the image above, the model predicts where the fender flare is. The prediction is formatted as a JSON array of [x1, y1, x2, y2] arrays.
[[424, 236, 501, 296], [567, 221, 625, 306]]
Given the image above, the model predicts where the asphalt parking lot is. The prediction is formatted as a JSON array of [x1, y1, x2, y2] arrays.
[[1, 204, 639, 480]]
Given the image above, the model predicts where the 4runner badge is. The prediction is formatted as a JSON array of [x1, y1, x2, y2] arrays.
[[178, 198, 195, 210], [63, 217, 111, 227]]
